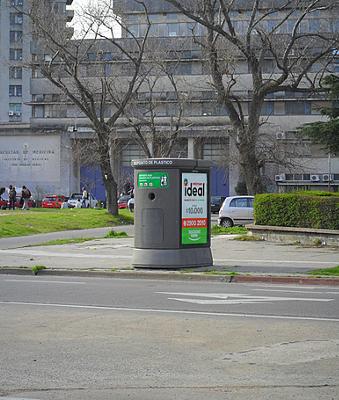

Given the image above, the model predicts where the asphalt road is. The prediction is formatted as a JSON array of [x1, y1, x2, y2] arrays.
[[0, 275, 338, 400]]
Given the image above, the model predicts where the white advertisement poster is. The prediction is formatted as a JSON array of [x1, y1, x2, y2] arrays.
[[181, 172, 208, 245]]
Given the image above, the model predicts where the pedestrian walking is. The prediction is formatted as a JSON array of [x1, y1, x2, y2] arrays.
[[21, 185, 31, 210], [8, 185, 16, 210], [81, 187, 89, 208]]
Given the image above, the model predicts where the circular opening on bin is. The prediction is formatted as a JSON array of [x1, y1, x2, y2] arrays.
[[148, 192, 156, 201]]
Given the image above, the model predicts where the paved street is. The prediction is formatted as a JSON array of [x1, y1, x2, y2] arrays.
[[0, 229, 338, 274], [0, 276, 338, 399]]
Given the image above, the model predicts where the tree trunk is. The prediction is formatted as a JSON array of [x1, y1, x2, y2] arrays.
[[98, 138, 119, 216], [103, 173, 118, 216], [238, 141, 265, 195]]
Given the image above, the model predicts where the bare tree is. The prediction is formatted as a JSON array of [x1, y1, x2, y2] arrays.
[[164, 0, 338, 193], [124, 47, 194, 158], [26, 0, 151, 214]]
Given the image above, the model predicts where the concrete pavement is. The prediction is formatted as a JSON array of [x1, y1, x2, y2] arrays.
[[0, 225, 338, 285]]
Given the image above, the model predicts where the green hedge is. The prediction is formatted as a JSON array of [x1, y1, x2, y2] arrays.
[[254, 192, 339, 230]]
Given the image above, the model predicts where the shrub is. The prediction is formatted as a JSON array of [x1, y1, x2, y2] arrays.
[[254, 191, 339, 230]]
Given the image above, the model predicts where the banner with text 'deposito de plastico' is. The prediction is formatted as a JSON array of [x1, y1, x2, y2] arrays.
[[181, 172, 208, 245]]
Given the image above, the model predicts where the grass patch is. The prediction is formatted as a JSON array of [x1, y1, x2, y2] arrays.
[[31, 265, 47, 275], [211, 225, 247, 236], [204, 270, 238, 276], [233, 234, 264, 241], [0, 208, 133, 238], [105, 230, 128, 238], [308, 266, 339, 276]]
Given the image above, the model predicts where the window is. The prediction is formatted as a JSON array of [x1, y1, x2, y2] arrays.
[[9, 48, 23, 61], [285, 101, 311, 115], [9, 103, 22, 116], [11, 0, 23, 6], [10, 30, 23, 43], [9, 66, 22, 79], [33, 94, 44, 102], [202, 138, 227, 161], [101, 52, 113, 61], [166, 102, 179, 116], [9, 85, 22, 97], [33, 105, 44, 118], [230, 198, 250, 208], [121, 144, 145, 167], [127, 24, 139, 37], [87, 52, 96, 61], [168, 23, 179, 36], [309, 19, 321, 32], [166, 62, 192, 75], [10, 13, 23, 25], [103, 63, 112, 77], [261, 102, 274, 115], [45, 104, 67, 118]]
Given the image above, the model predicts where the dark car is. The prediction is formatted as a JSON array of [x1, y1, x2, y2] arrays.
[[210, 196, 226, 214]]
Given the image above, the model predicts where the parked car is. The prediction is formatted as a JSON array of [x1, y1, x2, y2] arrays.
[[218, 196, 254, 227], [42, 195, 67, 209], [0, 188, 35, 209], [127, 197, 134, 212], [210, 196, 226, 214], [118, 195, 131, 209], [67, 192, 98, 208]]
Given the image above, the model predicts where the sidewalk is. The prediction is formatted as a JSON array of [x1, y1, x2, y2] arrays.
[[0, 226, 338, 285]]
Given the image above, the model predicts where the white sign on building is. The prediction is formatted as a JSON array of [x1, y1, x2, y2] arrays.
[[0, 136, 61, 185]]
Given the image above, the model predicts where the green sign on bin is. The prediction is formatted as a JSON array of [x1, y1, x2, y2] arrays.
[[137, 171, 169, 189]]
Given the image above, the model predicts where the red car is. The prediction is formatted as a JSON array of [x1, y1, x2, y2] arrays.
[[117, 195, 131, 209], [0, 188, 35, 209], [42, 195, 67, 209]]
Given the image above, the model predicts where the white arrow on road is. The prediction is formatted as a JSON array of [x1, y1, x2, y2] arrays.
[[157, 292, 333, 305]]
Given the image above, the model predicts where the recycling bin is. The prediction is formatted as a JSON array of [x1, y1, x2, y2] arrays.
[[131, 158, 213, 268]]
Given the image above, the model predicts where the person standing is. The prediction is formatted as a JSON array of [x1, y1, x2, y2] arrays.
[[81, 187, 89, 208], [21, 186, 31, 210], [8, 185, 16, 210]]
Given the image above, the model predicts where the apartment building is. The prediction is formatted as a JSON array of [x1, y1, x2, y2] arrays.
[[0, 0, 338, 199], [0, 0, 77, 197]]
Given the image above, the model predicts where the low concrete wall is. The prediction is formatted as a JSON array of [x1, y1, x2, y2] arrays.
[[247, 224, 339, 247]]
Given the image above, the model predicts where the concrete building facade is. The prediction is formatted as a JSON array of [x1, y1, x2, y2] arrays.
[[0, 0, 338, 200]]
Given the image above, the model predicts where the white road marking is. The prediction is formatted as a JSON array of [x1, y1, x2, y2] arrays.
[[0, 398, 39, 400], [252, 288, 339, 295], [157, 292, 333, 305], [0, 249, 131, 259], [214, 258, 338, 265], [0, 301, 338, 322], [248, 284, 339, 290], [4, 279, 86, 285]]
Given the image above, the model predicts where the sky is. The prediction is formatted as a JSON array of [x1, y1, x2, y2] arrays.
[[69, 0, 117, 38]]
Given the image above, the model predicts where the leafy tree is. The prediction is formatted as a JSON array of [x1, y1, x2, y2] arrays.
[[299, 75, 339, 155]]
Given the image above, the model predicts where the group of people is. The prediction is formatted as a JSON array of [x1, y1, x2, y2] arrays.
[[1, 185, 31, 210]]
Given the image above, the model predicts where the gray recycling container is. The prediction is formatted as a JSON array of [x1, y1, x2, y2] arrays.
[[131, 158, 213, 268]]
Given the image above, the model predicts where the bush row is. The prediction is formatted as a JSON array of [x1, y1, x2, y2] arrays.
[[254, 192, 339, 230]]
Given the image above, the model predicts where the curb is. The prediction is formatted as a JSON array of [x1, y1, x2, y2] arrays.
[[1, 267, 339, 286]]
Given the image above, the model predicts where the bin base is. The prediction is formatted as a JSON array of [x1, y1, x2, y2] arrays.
[[132, 247, 213, 269]]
